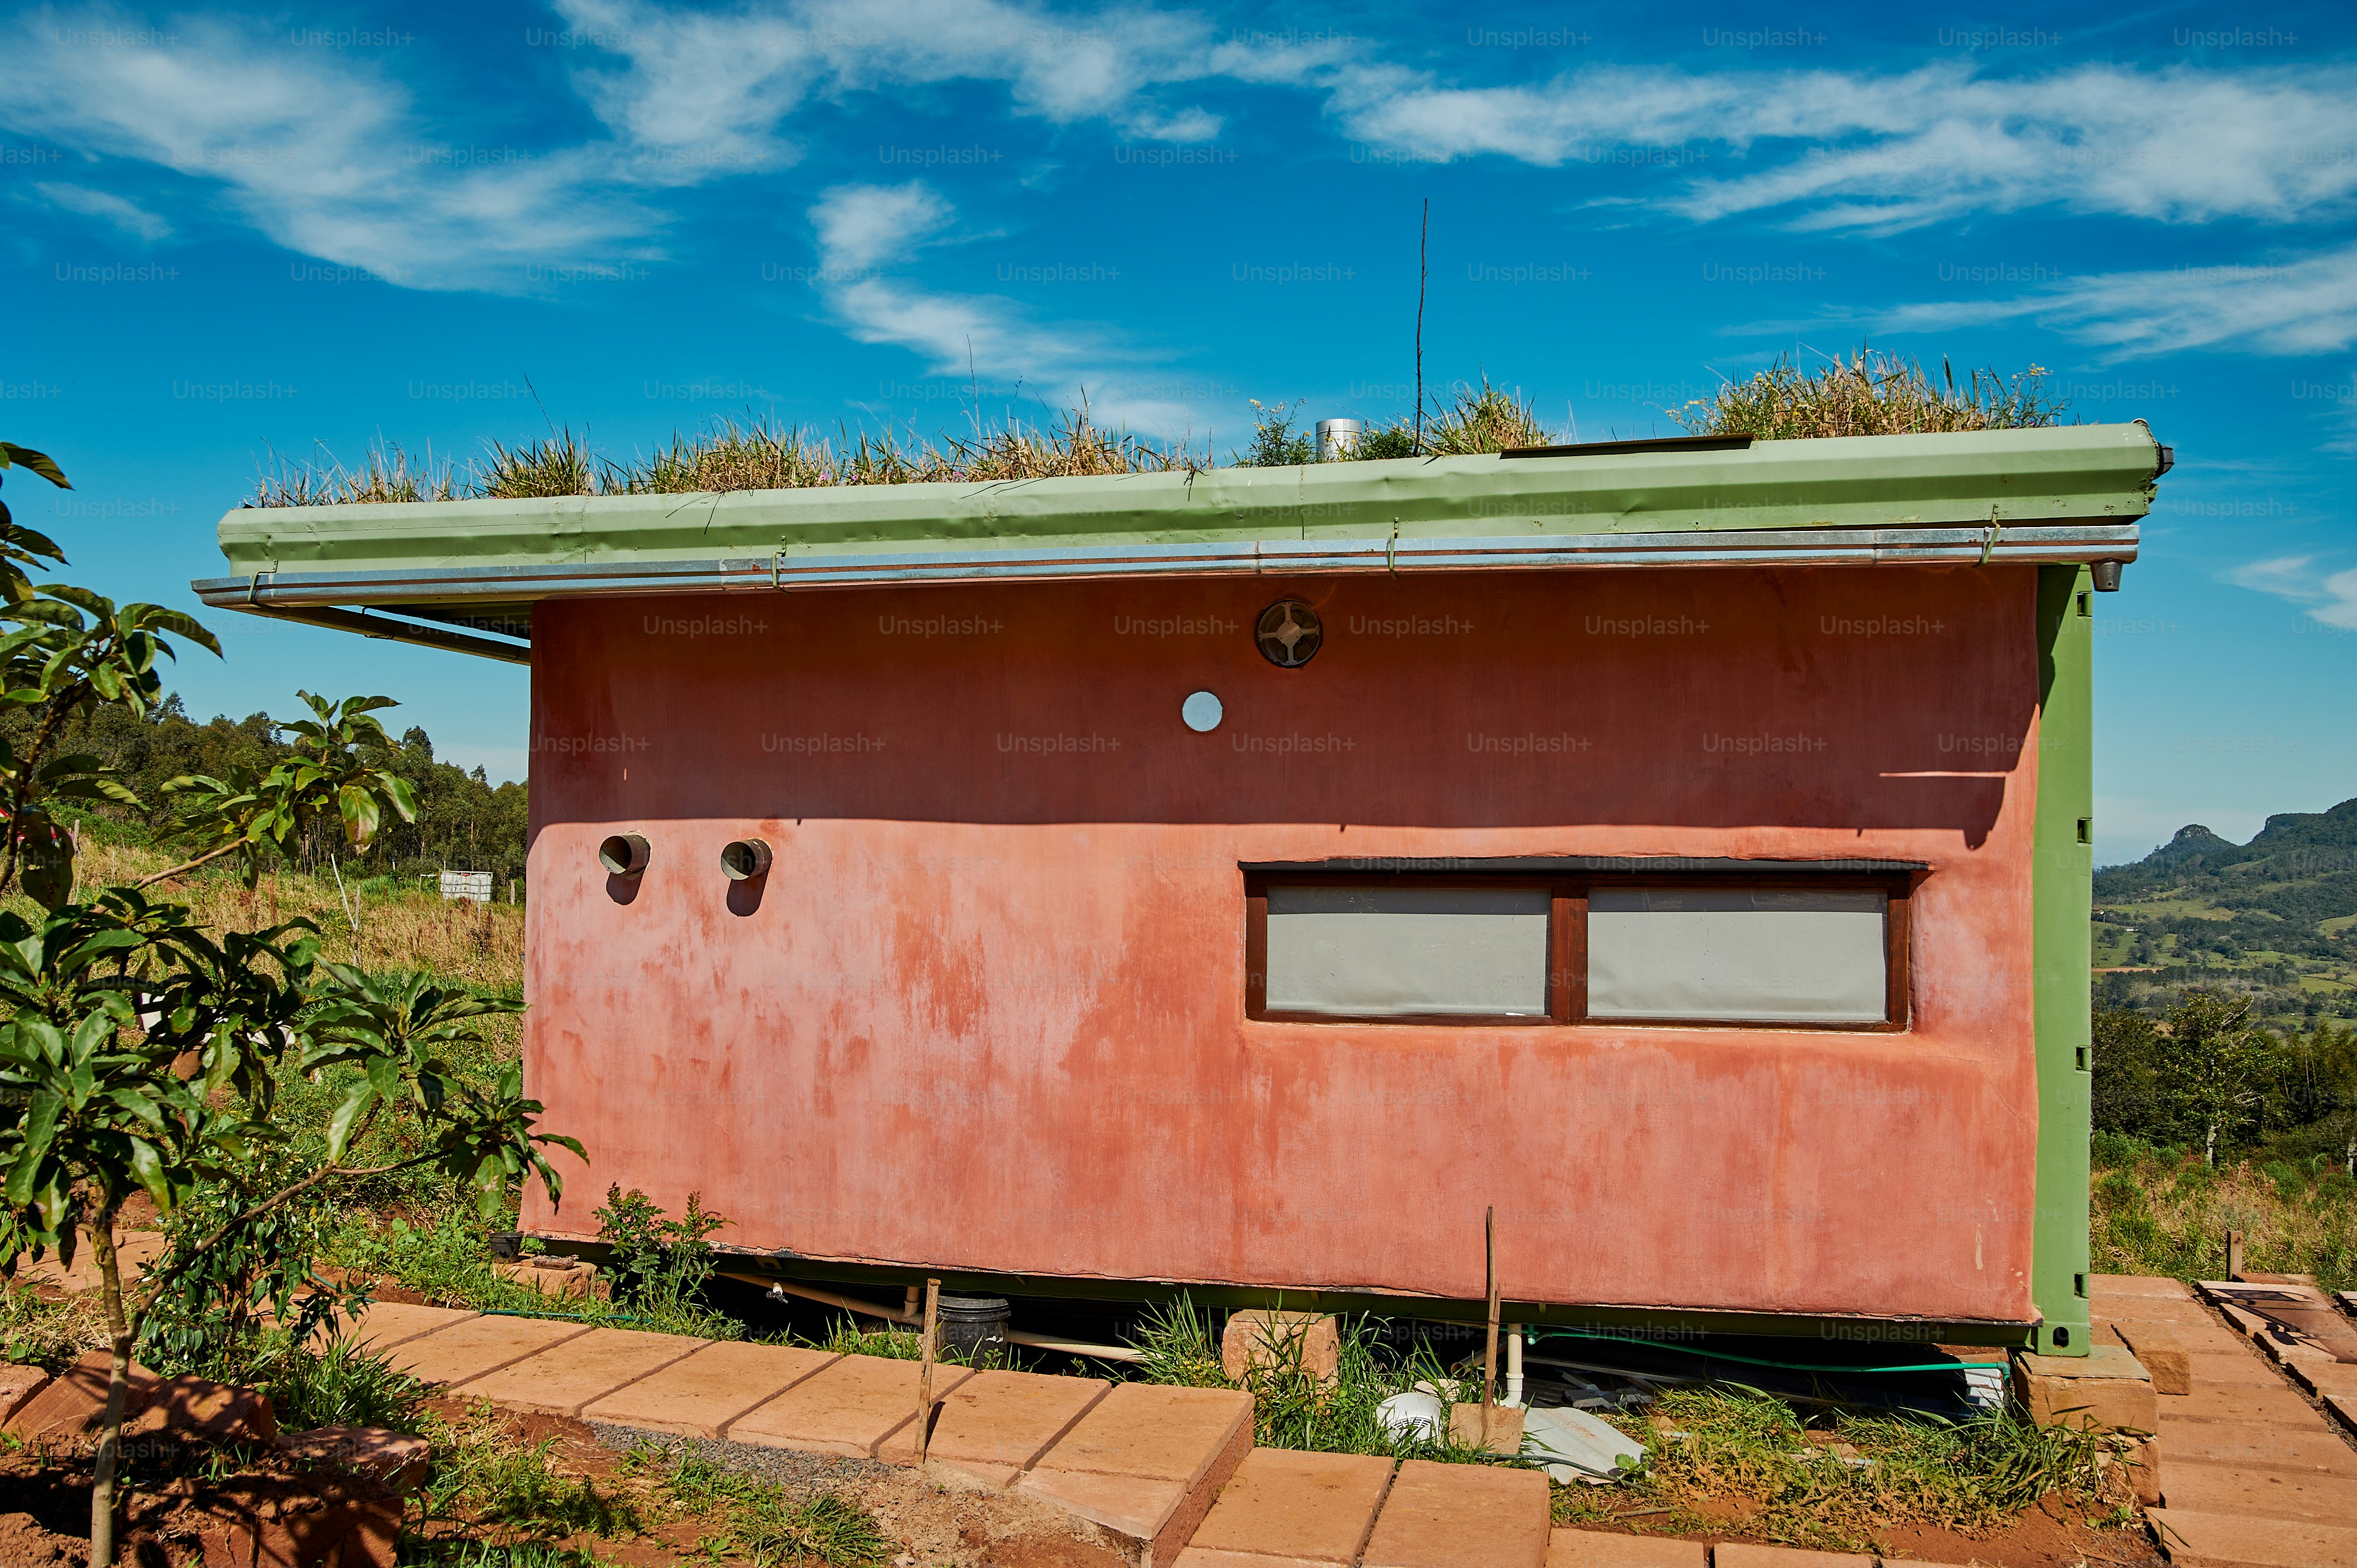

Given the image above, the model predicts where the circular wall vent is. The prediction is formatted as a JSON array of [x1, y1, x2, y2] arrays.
[[599, 833, 650, 876], [1255, 599, 1323, 668]]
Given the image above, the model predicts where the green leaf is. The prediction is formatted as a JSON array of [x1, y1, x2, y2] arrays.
[[4, 1092, 63, 1203], [0, 445, 71, 488], [337, 783, 380, 847], [326, 1080, 377, 1162], [126, 1137, 173, 1209]]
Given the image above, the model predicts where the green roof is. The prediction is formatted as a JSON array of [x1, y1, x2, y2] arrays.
[[196, 424, 2159, 665]]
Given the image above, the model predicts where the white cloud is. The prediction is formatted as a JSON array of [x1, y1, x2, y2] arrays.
[[807, 182, 1200, 432], [1869, 244, 2357, 358], [1332, 61, 2357, 233], [810, 182, 950, 271], [2226, 554, 2357, 629], [0, 6, 658, 288], [33, 180, 171, 240], [552, 0, 1293, 162]]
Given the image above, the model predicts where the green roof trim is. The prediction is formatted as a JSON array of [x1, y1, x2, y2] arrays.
[[195, 424, 2158, 663]]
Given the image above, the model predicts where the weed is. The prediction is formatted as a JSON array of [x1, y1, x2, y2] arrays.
[[0, 1285, 108, 1369], [255, 1334, 431, 1434], [1237, 400, 1317, 466], [595, 1186, 726, 1313], [399, 1543, 615, 1567], [421, 1402, 640, 1542], [1560, 1385, 2107, 1552], [1416, 377, 1555, 454], [625, 1445, 891, 1566], [1673, 349, 2067, 440], [1128, 1303, 1493, 1462]]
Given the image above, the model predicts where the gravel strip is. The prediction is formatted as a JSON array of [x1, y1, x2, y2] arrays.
[[586, 1421, 893, 1495]]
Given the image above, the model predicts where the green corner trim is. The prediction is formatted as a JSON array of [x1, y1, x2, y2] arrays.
[[2031, 565, 2095, 1355]]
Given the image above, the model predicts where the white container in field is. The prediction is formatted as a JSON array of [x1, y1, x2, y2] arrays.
[[440, 870, 494, 904]]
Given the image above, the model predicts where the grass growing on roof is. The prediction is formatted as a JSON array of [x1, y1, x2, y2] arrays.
[[1674, 348, 2068, 440]]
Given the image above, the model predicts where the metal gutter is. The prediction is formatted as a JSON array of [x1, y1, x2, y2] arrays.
[[195, 521, 2140, 610]]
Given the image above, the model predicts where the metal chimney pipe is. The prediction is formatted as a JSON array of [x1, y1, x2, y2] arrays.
[[1316, 419, 1362, 462]]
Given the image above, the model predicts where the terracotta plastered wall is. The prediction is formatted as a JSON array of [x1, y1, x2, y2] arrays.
[[519, 564, 2044, 1324]]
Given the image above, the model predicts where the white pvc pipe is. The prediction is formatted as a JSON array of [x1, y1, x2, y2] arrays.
[[1505, 1323, 1525, 1407]]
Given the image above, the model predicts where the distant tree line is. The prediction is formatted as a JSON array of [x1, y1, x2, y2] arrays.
[[2094, 989, 2357, 1173], [2, 692, 528, 885]]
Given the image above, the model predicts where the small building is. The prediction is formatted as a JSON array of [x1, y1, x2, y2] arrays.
[[199, 423, 2163, 1355]]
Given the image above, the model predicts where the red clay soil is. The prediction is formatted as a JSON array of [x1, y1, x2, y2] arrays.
[[0, 1442, 400, 1567]]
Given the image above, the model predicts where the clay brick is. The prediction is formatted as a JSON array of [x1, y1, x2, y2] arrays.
[[126, 1375, 278, 1445], [2091, 1274, 2193, 1301], [1221, 1311, 1341, 1388], [2124, 1437, 2161, 1508], [1022, 1383, 1255, 1567], [2149, 1381, 2312, 1427], [2329, 1393, 2357, 1437], [333, 1301, 480, 1351], [727, 1354, 972, 1457], [279, 1425, 432, 1494], [2011, 1344, 2157, 1432], [1361, 1459, 1548, 1568], [380, 1314, 595, 1388], [2148, 1505, 2357, 1568], [1711, 1546, 1875, 1568], [1447, 1402, 1526, 1456], [0, 1363, 52, 1425], [455, 1325, 706, 1418], [2113, 1322, 2191, 1395], [3, 1350, 162, 1437], [492, 1257, 604, 1300], [1179, 1447, 1395, 1565], [2284, 1359, 2357, 1401], [583, 1340, 836, 1440], [2159, 1461, 2357, 1523], [1547, 1530, 1710, 1568], [881, 1367, 1109, 1484], [2160, 1421, 2357, 1476], [2185, 1350, 2279, 1388]]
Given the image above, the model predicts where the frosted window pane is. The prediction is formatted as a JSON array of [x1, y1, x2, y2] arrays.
[[1587, 888, 1887, 1023], [1265, 886, 1551, 1017]]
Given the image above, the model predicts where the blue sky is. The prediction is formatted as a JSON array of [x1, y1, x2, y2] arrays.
[[2, 0, 2352, 864]]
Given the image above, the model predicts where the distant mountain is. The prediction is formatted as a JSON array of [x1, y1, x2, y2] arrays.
[[2097, 797, 2357, 937]]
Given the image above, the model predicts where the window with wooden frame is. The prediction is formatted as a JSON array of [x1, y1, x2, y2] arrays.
[[1243, 864, 1915, 1030]]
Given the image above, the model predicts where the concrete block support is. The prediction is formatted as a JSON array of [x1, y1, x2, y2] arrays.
[[2011, 1343, 2156, 1431]]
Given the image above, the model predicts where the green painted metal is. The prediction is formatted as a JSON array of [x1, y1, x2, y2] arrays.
[[2030, 565, 2096, 1356], [212, 424, 2160, 578], [663, 1243, 2041, 1347]]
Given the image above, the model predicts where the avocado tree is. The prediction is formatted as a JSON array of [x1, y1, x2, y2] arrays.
[[0, 441, 580, 1566]]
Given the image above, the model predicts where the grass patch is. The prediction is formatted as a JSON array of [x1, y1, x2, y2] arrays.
[[622, 1445, 891, 1566], [1127, 1301, 1498, 1462], [0, 1285, 109, 1371], [399, 1545, 616, 1568], [418, 1401, 641, 1545], [1552, 1386, 2113, 1552], [2090, 1136, 2357, 1290], [1674, 349, 2067, 440], [255, 1334, 432, 1434]]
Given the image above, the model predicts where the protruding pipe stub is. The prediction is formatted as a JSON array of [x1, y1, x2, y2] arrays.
[[599, 832, 651, 876], [2091, 560, 2125, 592], [720, 838, 773, 880]]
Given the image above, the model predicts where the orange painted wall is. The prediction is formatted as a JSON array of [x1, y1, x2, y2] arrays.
[[519, 565, 2045, 1324]]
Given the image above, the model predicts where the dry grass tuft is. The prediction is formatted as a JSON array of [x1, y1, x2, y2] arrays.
[[19, 839, 524, 998], [1674, 348, 2068, 440], [2091, 1141, 2357, 1290], [252, 439, 462, 507], [1415, 376, 1556, 454]]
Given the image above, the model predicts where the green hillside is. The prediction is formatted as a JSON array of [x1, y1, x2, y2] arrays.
[[2093, 797, 2357, 1027]]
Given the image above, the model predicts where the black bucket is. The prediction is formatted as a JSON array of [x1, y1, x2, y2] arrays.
[[935, 1295, 1010, 1361]]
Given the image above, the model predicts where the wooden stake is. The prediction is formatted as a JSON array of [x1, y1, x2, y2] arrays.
[[2226, 1229, 2245, 1281], [915, 1277, 941, 1464], [1481, 1205, 1499, 1446]]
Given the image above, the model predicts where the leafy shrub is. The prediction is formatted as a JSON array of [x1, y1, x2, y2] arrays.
[[593, 1185, 725, 1314]]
